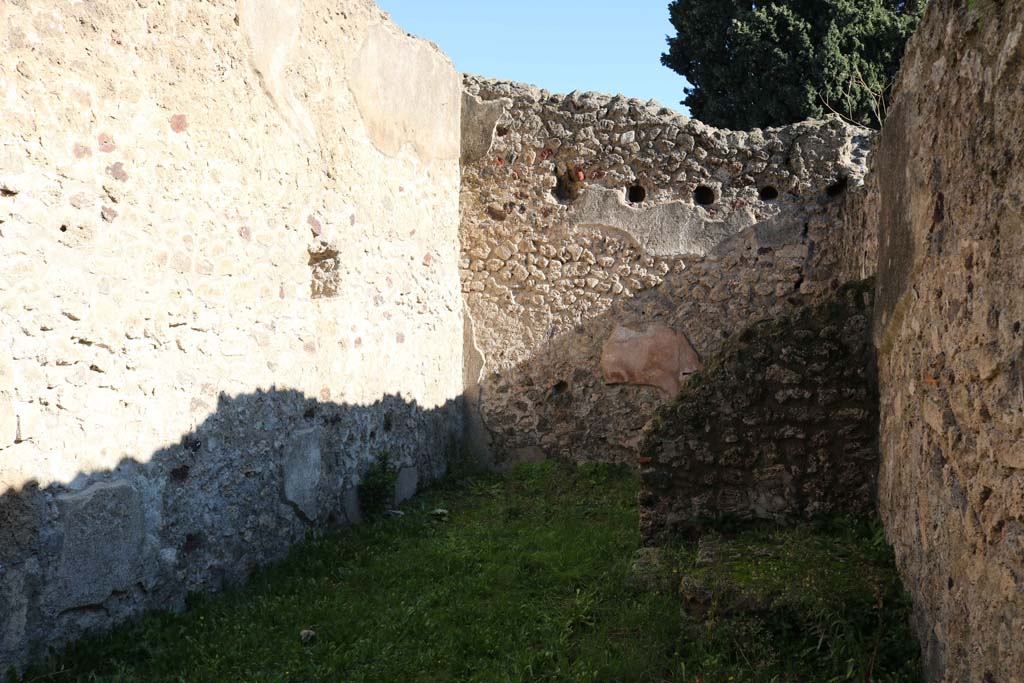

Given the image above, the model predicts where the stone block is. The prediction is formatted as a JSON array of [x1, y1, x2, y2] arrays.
[[50, 481, 145, 610], [341, 487, 362, 526], [461, 92, 505, 165], [394, 466, 419, 506], [283, 428, 322, 522]]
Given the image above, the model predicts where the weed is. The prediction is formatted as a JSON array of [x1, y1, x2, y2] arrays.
[[357, 450, 396, 517]]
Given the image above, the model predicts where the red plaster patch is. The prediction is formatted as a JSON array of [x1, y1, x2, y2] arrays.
[[238, 225, 252, 241], [601, 323, 702, 396], [320, 387, 331, 401], [422, 252, 433, 266], [396, 332, 405, 344], [170, 114, 189, 133], [101, 206, 118, 222], [97, 133, 116, 153], [73, 143, 92, 159]]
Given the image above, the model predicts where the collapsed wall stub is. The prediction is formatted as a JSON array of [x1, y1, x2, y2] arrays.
[[869, 1, 1024, 680], [638, 281, 879, 542], [0, 0, 463, 671], [459, 76, 874, 468]]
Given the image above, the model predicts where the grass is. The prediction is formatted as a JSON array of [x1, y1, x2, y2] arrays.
[[17, 462, 920, 683], [663, 519, 921, 682]]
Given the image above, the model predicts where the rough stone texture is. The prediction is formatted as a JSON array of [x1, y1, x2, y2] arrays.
[[836, 174, 881, 283], [0, 0, 463, 671], [638, 282, 878, 542], [871, 1, 1024, 680], [237, 0, 317, 148], [460, 76, 875, 466], [282, 427, 323, 521], [0, 354, 15, 447], [52, 482, 147, 610]]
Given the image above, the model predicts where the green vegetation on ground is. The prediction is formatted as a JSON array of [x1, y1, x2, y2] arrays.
[[18, 462, 919, 682]]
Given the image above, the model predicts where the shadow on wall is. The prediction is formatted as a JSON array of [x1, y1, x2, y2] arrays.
[[468, 209, 860, 469], [637, 280, 879, 543], [0, 389, 462, 673], [470, 291, 694, 468]]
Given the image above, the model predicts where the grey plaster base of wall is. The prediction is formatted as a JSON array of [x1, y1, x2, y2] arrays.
[[0, 392, 461, 672]]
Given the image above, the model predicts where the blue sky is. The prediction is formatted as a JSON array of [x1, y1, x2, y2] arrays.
[[377, 0, 692, 115]]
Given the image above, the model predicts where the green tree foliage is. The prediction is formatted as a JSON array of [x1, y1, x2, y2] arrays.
[[662, 1, 925, 130]]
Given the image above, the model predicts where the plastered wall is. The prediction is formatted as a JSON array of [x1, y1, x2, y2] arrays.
[[0, 0, 463, 669]]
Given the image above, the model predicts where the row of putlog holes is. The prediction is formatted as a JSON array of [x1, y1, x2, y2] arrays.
[[626, 176, 848, 207]]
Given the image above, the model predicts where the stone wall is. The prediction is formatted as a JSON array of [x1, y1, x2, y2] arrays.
[[637, 281, 878, 542], [0, 0, 463, 671], [4, 0, 1021, 677], [836, 172, 881, 283], [870, 0, 1024, 680], [460, 76, 874, 467]]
